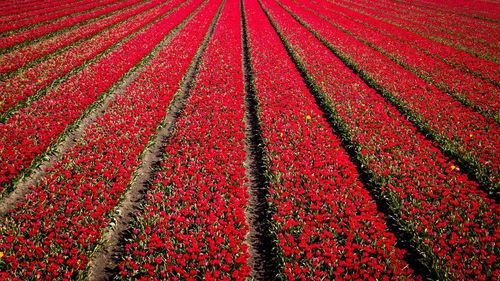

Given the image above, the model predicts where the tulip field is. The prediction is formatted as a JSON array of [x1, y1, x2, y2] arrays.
[[0, 0, 498, 280]]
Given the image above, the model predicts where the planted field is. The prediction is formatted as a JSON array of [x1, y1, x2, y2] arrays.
[[0, 0, 498, 280]]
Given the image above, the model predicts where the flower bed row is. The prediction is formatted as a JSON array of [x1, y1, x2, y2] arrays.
[[0, 0, 197, 195], [296, 0, 499, 122], [0, 0, 154, 75], [0, 0, 123, 33], [0, 0, 106, 27], [0, 0, 45, 10], [413, 0, 500, 20], [0, 0, 87, 23], [334, 0, 500, 63], [118, 1, 251, 279], [0, 0, 130, 49], [279, 0, 499, 195], [243, 0, 416, 279], [312, 0, 500, 88], [409, 0, 500, 20], [0, 0, 85, 17], [261, 0, 499, 279], [340, 0, 499, 48], [0, 0, 180, 116], [0, 0, 219, 279]]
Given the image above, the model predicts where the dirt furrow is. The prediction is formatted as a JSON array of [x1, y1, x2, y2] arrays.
[[241, 0, 280, 279]]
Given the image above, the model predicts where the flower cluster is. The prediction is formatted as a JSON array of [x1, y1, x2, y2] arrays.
[[0, 0, 119, 33], [0, 0, 75, 19], [326, 0, 500, 85], [279, 0, 499, 193], [297, 0, 499, 122], [360, 0, 500, 20], [0, 0, 164, 75], [244, 0, 415, 279], [0, 0, 208, 279], [0, 0, 191, 194], [334, 0, 500, 63], [262, 0, 499, 278], [0, 0, 132, 49], [119, 1, 251, 278], [356, 0, 499, 47], [363, 0, 499, 47], [0, 0, 184, 115]]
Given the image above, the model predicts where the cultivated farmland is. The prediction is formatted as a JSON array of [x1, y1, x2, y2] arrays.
[[0, 0, 498, 280]]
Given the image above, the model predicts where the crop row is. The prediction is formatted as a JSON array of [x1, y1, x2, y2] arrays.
[[349, 0, 499, 48], [0, 0, 497, 279], [119, 0, 251, 278], [334, 0, 500, 63], [261, 0, 499, 278], [0, 0, 215, 278], [299, 0, 499, 122], [356, 0, 499, 44], [0, 0, 169, 116], [0, 0, 87, 23], [0, 0, 134, 50], [242, 0, 418, 279], [430, 0, 499, 19], [0, 0, 193, 195], [310, 0, 500, 88], [278, 0, 499, 195], [0, 0, 123, 34], [410, 0, 500, 20], [0, 0, 86, 17], [0, 0, 153, 76]]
